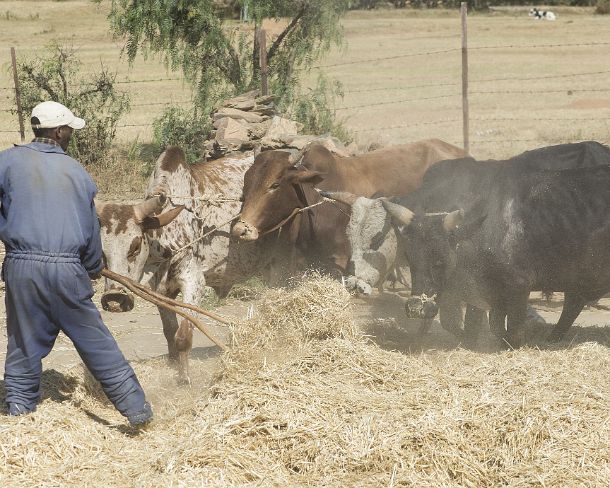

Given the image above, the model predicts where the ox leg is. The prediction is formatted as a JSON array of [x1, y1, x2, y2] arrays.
[[159, 306, 180, 362], [174, 279, 206, 385], [438, 294, 464, 338], [463, 306, 487, 349], [489, 307, 507, 338], [548, 292, 586, 342], [175, 318, 194, 385], [504, 291, 529, 349]]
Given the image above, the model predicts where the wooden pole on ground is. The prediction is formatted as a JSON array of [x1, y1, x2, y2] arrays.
[[460, 3, 470, 155], [10, 47, 25, 142], [259, 29, 268, 96]]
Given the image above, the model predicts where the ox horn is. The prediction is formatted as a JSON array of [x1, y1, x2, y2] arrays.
[[319, 190, 358, 207], [442, 209, 464, 232], [134, 195, 166, 223], [288, 145, 308, 166], [381, 199, 415, 226]]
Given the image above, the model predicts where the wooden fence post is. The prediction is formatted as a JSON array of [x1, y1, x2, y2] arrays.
[[10, 47, 25, 142], [461, 2, 470, 154], [258, 29, 268, 96]]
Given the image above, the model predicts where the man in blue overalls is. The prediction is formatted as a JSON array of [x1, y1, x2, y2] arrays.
[[0, 101, 153, 426]]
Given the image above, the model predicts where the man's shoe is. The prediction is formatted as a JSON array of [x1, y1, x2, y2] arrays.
[[8, 403, 34, 416], [128, 401, 153, 427]]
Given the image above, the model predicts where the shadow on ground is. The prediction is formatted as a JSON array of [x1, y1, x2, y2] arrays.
[[358, 291, 610, 355]]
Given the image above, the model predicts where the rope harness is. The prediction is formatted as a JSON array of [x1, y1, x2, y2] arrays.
[[153, 185, 349, 256]]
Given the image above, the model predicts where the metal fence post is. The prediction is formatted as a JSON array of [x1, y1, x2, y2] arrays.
[[10, 47, 25, 142], [461, 2, 470, 154]]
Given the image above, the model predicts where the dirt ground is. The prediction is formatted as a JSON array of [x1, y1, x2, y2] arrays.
[[1, 280, 608, 385]]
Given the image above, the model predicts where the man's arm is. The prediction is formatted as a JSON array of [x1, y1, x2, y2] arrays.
[[81, 195, 104, 279]]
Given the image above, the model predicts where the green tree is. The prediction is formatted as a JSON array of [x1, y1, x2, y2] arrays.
[[102, 0, 351, 158], [16, 44, 130, 166]]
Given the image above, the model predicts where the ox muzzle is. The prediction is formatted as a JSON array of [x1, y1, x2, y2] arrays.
[[101, 285, 135, 313], [344, 276, 373, 296], [231, 220, 259, 241], [405, 294, 439, 320]]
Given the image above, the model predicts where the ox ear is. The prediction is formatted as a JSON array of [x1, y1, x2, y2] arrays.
[[442, 209, 464, 233], [286, 168, 325, 185], [142, 205, 185, 230], [381, 199, 415, 226]]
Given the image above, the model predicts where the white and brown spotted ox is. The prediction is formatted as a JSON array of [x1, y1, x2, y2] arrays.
[[96, 147, 270, 382], [231, 139, 466, 278]]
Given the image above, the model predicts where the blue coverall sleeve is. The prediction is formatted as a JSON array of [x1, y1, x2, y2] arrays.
[[81, 189, 104, 276]]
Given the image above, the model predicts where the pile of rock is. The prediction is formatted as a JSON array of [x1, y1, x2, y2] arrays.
[[205, 89, 353, 159]]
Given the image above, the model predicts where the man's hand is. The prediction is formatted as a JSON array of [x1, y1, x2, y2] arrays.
[[89, 271, 102, 280]]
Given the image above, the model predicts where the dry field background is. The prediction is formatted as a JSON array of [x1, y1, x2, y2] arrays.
[[1, 3, 610, 487], [1, 2, 610, 167]]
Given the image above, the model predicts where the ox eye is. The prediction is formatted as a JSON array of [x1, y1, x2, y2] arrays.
[[269, 182, 280, 190]]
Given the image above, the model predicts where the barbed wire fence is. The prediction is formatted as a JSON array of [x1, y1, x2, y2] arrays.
[[2, 8, 610, 154], [313, 3, 610, 155], [0, 57, 190, 137]]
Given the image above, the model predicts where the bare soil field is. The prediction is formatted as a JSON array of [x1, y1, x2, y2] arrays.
[[1, 3, 609, 162], [0, 3, 610, 486]]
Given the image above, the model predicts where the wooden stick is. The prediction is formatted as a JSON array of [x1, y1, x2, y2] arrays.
[[100, 269, 228, 350], [102, 268, 231, 325]]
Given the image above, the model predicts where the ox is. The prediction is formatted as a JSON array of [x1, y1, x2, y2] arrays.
[[382, 141, 610, 347], [97, 147, 271, 382], [529, 7, 556, 20], [329, 141, 610, 343], [231, 139, 466, 276]]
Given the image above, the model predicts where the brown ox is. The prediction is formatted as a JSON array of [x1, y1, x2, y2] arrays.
[[231, 139, 466, 274]]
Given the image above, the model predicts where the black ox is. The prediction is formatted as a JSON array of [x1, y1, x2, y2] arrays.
[[382, 141, 610, 347]]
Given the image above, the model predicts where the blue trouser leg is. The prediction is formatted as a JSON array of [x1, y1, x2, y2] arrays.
[[4, 258, 148, 419], [4, 259, 59, 410]]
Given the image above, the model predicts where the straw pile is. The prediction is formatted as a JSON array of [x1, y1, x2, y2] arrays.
[[1, 275, 609, 487]]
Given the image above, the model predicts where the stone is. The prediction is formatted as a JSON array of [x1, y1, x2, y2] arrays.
[[232, 99, 256, 111], [255, 94, 276, 105], [281, 134, 316, 150], [248, 119, 273, 139], [253, 104, 276, 117], [214, 107, 264, 124], [264, 116, 299, 140], [214, 117, 250, 142], [222, 89, 260, 107]]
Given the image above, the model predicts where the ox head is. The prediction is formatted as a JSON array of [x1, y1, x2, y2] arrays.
[[96, 196, 185, 313], [381, 199, 468, 319], [232, 147, 327, 241], [321, 191, 397, 296]]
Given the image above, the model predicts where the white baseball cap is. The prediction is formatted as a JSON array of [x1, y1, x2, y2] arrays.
[[31, 101, 86, 130]]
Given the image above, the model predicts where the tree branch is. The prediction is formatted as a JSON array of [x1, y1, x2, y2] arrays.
[[267, 7, 306, 64], [23, 66, 58, 100]]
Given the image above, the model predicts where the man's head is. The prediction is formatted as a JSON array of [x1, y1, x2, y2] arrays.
[[30, 101, 86, 150]]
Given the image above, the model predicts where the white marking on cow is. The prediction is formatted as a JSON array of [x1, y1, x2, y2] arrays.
[[347, 196, 400, 292], [529, 8, 556, 20]]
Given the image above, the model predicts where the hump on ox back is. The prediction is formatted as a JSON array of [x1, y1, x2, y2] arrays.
[[95, 196, 185, 313]]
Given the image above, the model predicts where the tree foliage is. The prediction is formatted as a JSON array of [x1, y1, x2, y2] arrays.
[[16, 44, 130, 166], [103, 0, 351, 149]]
